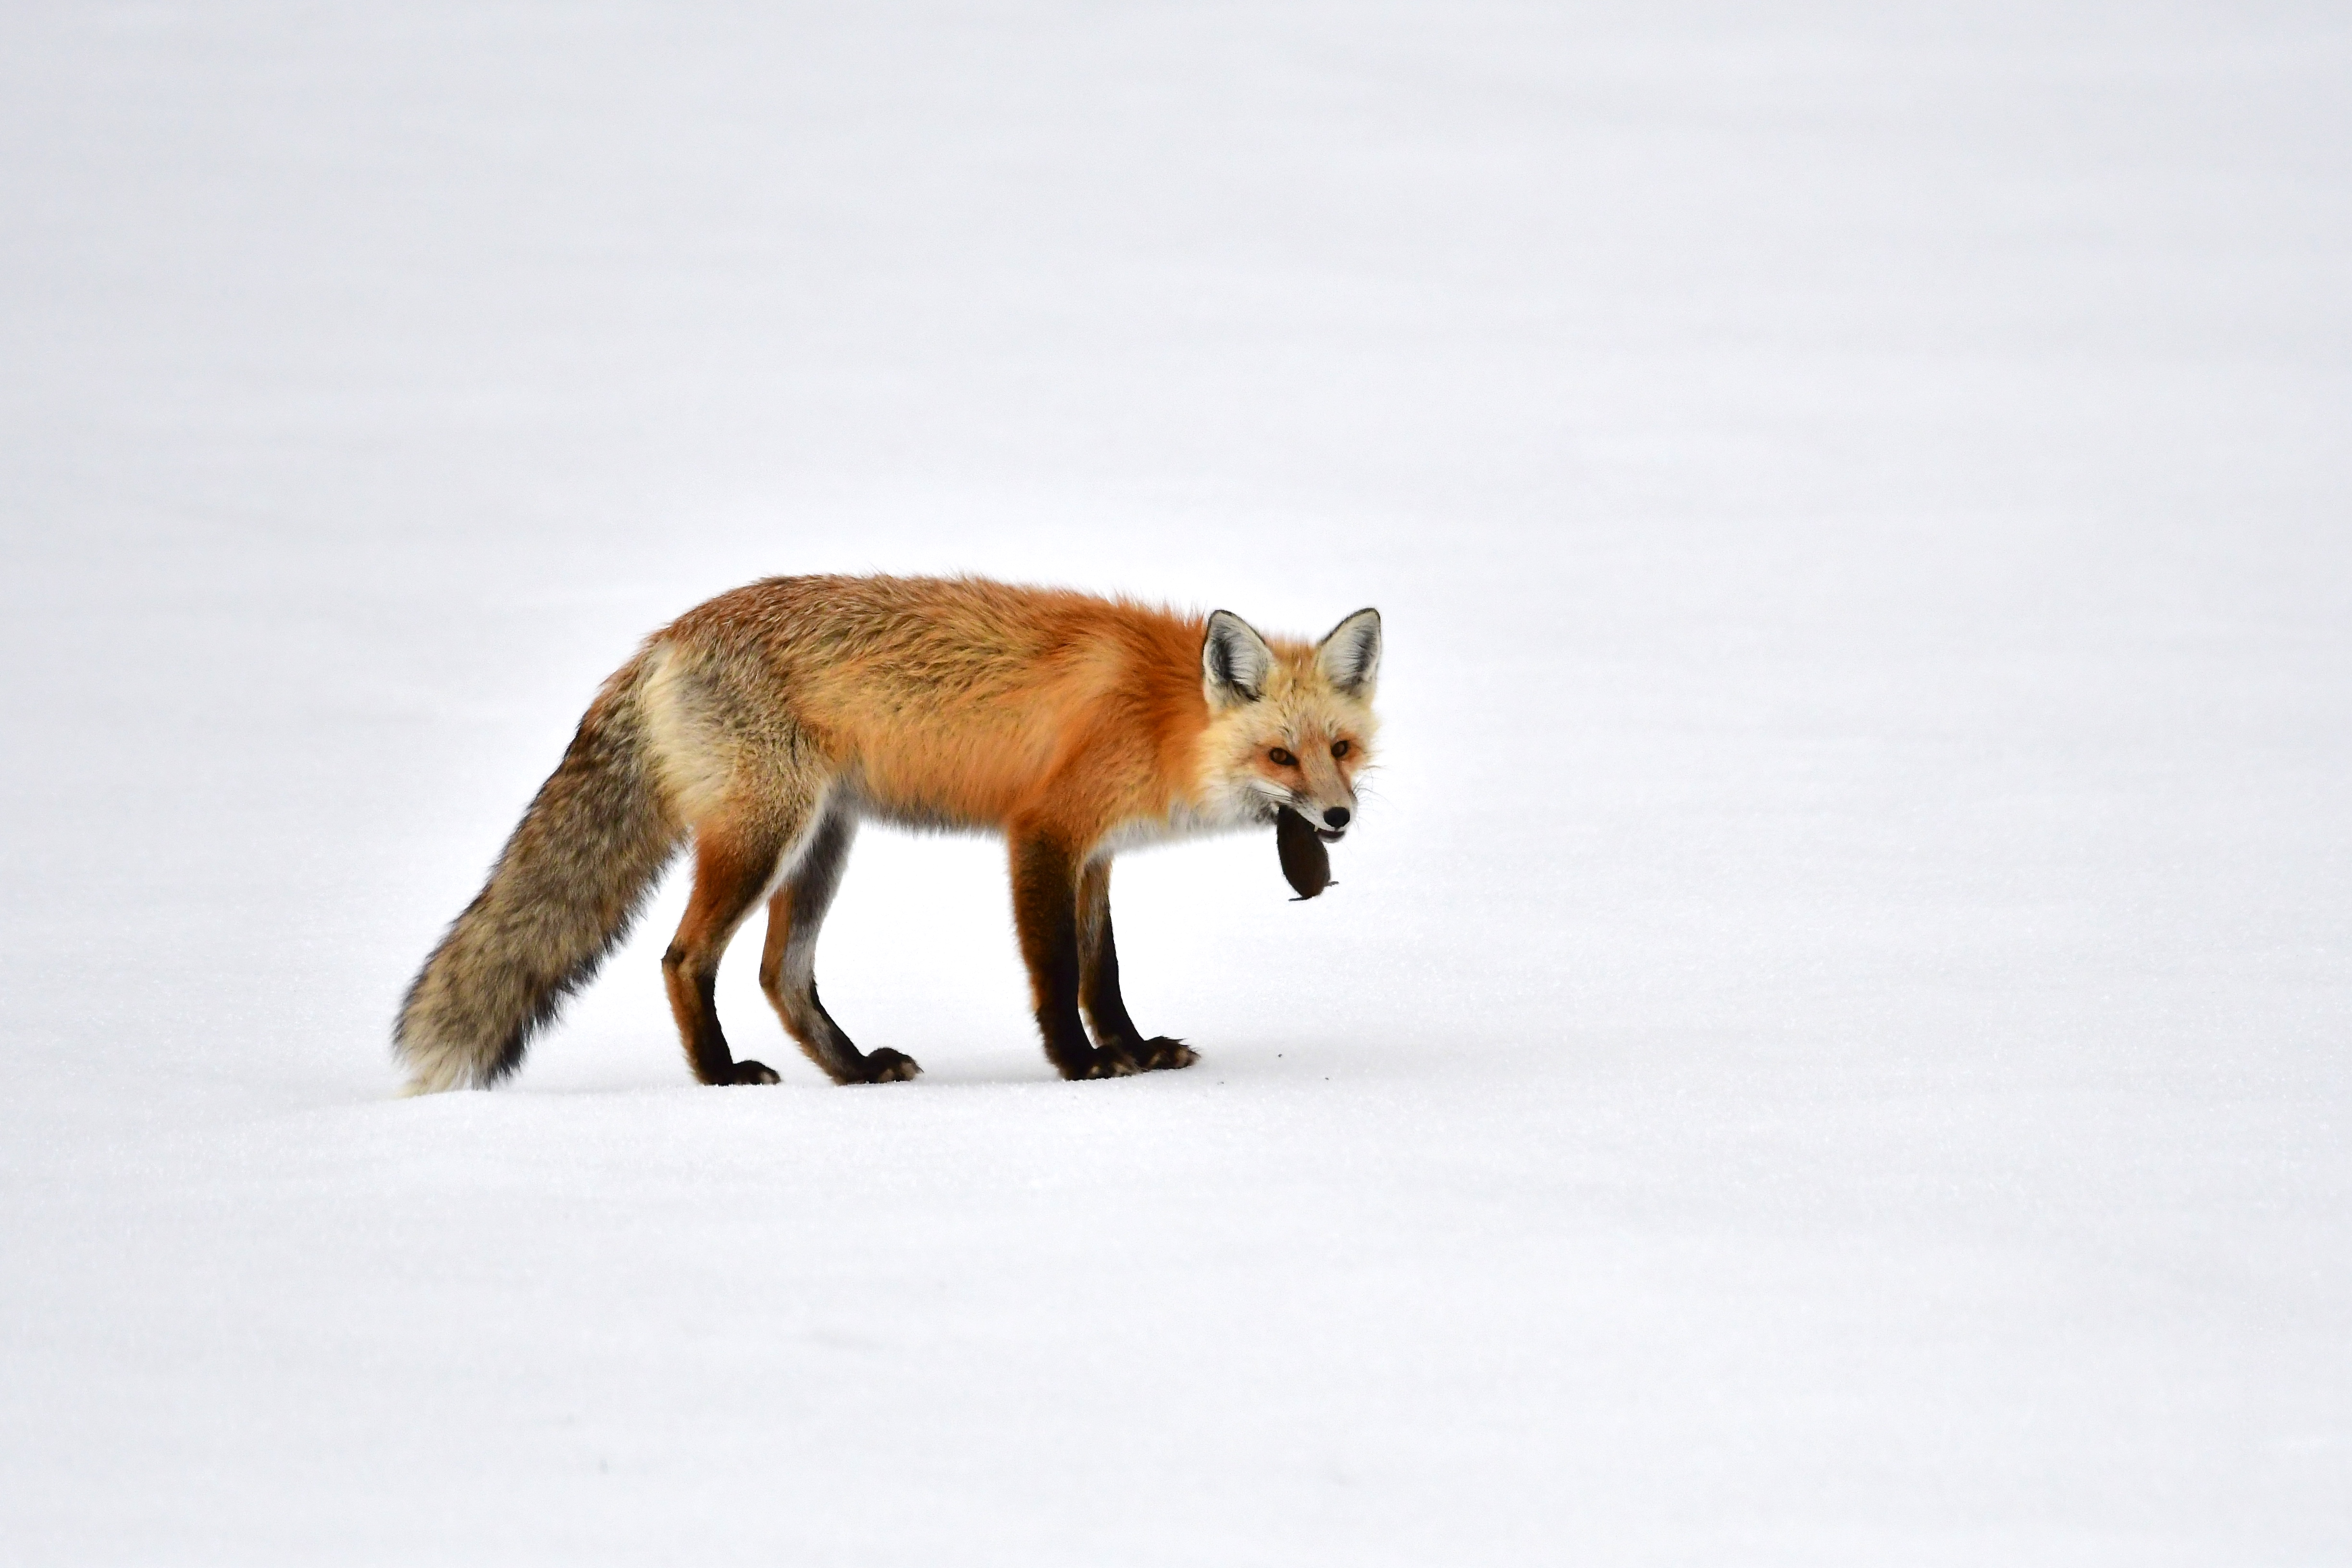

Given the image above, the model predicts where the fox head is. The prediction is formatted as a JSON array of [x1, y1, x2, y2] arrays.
[[1196, 606, 1382, 839]]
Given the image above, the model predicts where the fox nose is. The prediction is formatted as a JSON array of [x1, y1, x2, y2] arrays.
[[1322, 807, 1350, 829]]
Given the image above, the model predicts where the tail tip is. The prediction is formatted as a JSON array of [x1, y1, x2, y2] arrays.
[[393, 1031, 490, 1097]]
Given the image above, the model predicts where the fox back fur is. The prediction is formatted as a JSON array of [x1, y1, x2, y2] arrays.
[[396, 574, 1381, 1093]]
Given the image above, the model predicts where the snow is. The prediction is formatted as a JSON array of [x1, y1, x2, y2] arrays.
[[4, 2, 2349, 1561]]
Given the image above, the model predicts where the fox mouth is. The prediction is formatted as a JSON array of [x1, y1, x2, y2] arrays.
[[1285, 801, 1347, 842], [1257, 796, 1349, 841]]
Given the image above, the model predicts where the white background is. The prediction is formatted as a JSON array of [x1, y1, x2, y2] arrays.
[[3, 3, 2347, 1562]]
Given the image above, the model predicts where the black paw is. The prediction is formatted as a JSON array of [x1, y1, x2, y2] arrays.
[[728, 1060, 781, 1085], [1062, 1048, 1140, 1080], [1133, 1037, 1197, 1071], [847, 1048, 922, 1084]]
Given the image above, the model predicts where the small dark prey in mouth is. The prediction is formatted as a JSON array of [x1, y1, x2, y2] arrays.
[[1275, 805, 1336, 900]]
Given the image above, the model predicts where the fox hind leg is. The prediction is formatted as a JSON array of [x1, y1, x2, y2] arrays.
[[756, 804, 919, 1085], [661, 808, 801, 1086], [1077, 858, 1194, 1073]]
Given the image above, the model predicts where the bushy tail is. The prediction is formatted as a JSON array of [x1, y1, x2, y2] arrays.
[[395, 655, 682, 1093]]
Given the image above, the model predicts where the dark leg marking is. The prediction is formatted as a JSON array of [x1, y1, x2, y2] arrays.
[[662, 827, 784, 1086], [756, 805, 918, 1085], [1013, 832, 1135, 1079], [1077, 858, 1194, 1072]]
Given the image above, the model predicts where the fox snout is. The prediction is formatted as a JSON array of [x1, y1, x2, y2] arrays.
[[1281, 755, 1359, 840], [1297, 795, 1353, 841]]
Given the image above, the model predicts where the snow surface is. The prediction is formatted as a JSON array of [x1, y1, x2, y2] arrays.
[[4, 2, 2349, 1562]]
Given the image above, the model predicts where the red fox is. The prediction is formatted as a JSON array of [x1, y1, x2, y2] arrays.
[[395, 575, 1382, 1093]]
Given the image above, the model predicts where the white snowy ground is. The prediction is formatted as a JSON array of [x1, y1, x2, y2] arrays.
[[4, 3, 2348, 1562]]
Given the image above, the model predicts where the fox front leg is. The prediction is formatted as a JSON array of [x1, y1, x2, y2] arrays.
[[1076, 858, 1195, 1073], [1010, 830, 1139, 1079]]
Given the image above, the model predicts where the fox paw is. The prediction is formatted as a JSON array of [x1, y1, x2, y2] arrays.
[[1133, 1037, 1196, 1072], [1065, 1048, 1140, 1080], [848, 1048, 922, 1084], [728, 1060, 781, 1085]]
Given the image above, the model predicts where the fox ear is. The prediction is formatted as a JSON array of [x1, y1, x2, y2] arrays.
[[1315, 607, 1381, 695], [1202, 610, 1274, 705]]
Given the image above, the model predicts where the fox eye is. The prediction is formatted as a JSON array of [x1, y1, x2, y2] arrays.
[[1331, 740, 1351, 759], [1268, 747, 1298, 768]]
